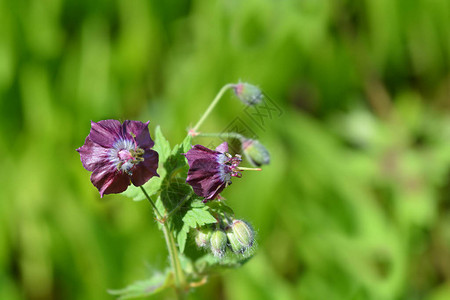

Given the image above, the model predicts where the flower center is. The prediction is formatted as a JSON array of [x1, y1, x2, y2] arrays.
[[118, 149, 133, 161], [110, 139, 145, 175], [217, 153, 242, 182], [227, 155, 242, 178]]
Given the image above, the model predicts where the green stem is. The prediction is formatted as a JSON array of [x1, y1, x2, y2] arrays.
[[140, 186, 186, 299], [162, 224, 186, 299], [191, 84, 234, 133], [140, 186, 163, 220], [196, 132, 245, 141]]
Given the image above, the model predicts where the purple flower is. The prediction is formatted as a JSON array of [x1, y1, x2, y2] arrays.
[[77, 120, 159, 197], [184, 142, 242, 201]]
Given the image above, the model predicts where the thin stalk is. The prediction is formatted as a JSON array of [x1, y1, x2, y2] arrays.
[[140, 186, 186, 299], [162, 224, 186, 299], [196, 132, 245, 141], [191, 84, 234, 133], [140, 186, 163, 220]]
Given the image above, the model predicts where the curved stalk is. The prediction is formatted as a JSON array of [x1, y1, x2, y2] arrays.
[[191, 84, 234, 133], [140, 186, 186, 299]]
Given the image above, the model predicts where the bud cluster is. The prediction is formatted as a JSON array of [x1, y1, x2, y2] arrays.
[[195, 219, 255, 258]]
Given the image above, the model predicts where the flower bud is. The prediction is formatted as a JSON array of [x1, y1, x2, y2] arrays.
[[241, 139, 270, 167], [226, 227, 245, 253], [210, 229, 227, 258], [230, 220, 254, 250], [233, 82, 263, 106], [195, 227, 212, 248]]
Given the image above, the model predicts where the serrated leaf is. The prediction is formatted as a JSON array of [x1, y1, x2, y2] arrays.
[[108, 271, 172, 299], [182, 135, 192, 152], [153, 125, 171, 164], [177, 225, 189, 253], [183, 208, 217, 228], [191, 200, 206, 208], [206, 201, 235, 216], [164, 144, 188, 178], [176, 207, 216, 253], [160, 180, 192, 212]]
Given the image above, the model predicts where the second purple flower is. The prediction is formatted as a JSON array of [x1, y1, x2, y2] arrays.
[[184, 142, 242, 201]]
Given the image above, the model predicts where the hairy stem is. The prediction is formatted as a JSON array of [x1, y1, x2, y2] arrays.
[[196, 132, 245, 141], [140, 186, 186, 299], [140, 186, 163, 220]]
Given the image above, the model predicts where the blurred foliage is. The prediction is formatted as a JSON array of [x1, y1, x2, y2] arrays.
[[0, 0, 449, 299]]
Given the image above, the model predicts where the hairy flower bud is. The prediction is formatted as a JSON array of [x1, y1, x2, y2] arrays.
[[195, 227, 212, 248], [231, 220, 254, 250], [233, 82, 263, 106], [210, 229, 228, 258], [226, 227, 245, 253], [241, 139, 270, 167]]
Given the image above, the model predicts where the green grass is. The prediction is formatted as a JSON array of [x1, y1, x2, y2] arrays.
[[0, 0, 449, 299]]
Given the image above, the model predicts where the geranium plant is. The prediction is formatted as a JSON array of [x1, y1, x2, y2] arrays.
[[76, 83, 270, 299]]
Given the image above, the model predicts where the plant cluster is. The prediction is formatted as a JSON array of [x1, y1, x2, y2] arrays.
[[76, 83, 270, 299]]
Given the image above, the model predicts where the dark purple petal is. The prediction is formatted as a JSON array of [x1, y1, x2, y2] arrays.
[[184, 145, 220, 164], [215, 142, 228, 153], [186, 158, 219, 179], [89, 120, 122, 148], [90, 165, 130, 197], [190, 176, 226, 199], [185, 150, 226, 199], [123, 120, 154, 149], [78, 119, 160, 197], [77, 137, 110, 171], [186, 160, 226, 199], [184, 143, 243, 200], [130, 150, 159, 186]]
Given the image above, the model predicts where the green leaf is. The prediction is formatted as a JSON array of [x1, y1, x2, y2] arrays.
[[153, 125, 171, 164], [177, 205, 217, 253], [162, 144, 189, 181], [183, 208, 217, 228], [122, 176, 162, 201], [108, 271, 173, 299], [177, 225, 189, 254], [182, 134, 192, 152], [160, 179, 192, 212], [206, 201, 235, 216]]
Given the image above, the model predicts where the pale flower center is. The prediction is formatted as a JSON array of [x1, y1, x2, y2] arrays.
[[110, 139, 145, 174], [118, 149, 133, 161]]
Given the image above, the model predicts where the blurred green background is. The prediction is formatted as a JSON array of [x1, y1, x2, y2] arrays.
[[1, 0, 449, 299]]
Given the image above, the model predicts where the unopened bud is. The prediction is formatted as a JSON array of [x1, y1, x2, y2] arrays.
[[227, 227, 245, 253], [230, 220, 254, 250], [195, 227, 212, 248], [241, 139, 270, 167], [210, 229, 227, 258], [233, 82, 263, 106]]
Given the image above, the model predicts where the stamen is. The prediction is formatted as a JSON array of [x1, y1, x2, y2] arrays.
[[236, 167, 262, 171], [130, 132, 138, 151]]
